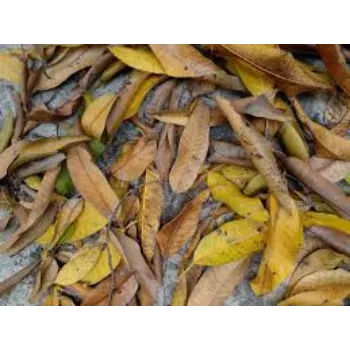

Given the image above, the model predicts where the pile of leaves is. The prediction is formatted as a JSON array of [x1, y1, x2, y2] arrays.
[[1, 44, 350, 306]]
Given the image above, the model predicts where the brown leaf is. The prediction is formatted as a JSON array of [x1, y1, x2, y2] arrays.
[[0, 166, 60, 252], [146, 79, 177, 114], [318, 160, 350, 183], [150, 45, 244, 91], [0, 140, 29, 180], [30, 257, 59, 302], [169, 102, 210, 193], [187, 257, 249, 306], [307, 226, 350, 257], [317, 45, 350, 96], [0, 259, 40, 296], [35, 45, 106, 91], [106, 275, 139, 306], [157, 190, 209, 257], [155, 124, 176, 182], [114, 232, 159, 302], [211, 141, 247, 160], [281, 156, 350, 219], [216, 96, 293, 212], [16, 153, 66, 178], [109, 136, 156, 182], [67, 145, 119, 218]]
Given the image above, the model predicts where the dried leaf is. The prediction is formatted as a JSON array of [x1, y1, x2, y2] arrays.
[[243, 174, 267, 196], [211, 141, 247, 160], [30, 257, 59, 302], [81, 93, 118, 139], [172, 273, 187, 306], [138, 168, 164, 262], [207, 171, 268, 222], [280, 122, 309, 160], [150, 45, 244, 91], [0, 112, 14, 153], [10, 135, 89, 171], [35, 46, 106, 91], [109, 136, 156, 182], [0, 52, 25, 87], [318, 160, 350, 183], [55, 244, 103, 286], [219, 165, 257, 190], [67, 145, 119, 218], [169, 102, 210, 193], [157, 190, 209, 257], [59, 296, 76, 306], [82, 242, 121, 285], [193, 219, 266, 266], [251, 194, 302, 295], [317, 45, 350, 96], [0, 259, 40, 296], [187, 257, 249, 306], [216, 96, 294, 212]]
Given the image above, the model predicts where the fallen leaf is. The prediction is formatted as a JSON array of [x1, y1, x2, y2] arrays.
[[317, 45, 350, 96], [172, 272, 187, 306], [243, 174, 267, 196], [211, 141, 247, 160], [67, 145, 120, 218], [55, 243, 103, 286], [103, 275, 139, 306], [0, 259, 40, 296], [221, 44, 334, 95], [138, 167, 164, 262], [150, 45, 244, 91], [187, 257, 249, 306], [0, 52, 25, 87], [109, 136, 156, 182], [157, 190, 209, 257], [81, 93, 118, 139], [169, 102, 210, 193], [251, 194, 302, 295], [30, 257, 59, 302], [35, 45, 106, 91], [280, 122, 309, 160], [307, 226, 350, 256], [115, 232, 159, 302], [0, 112, 14, 153], [10, 135, 89, 171], [99, 60, 126, 83], [287, 248, 350, 294], [207, 171, 268, 222], [193, 219, 266, 266], [216, 96, 294, 212], [318, 160, 350, 183], [219, 165, 257, 190], [59, 296, 76, 306], [82, 241, 121, 285]]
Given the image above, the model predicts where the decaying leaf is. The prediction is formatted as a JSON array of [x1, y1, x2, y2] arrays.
[[109, 136, 156, 182], [157, 190, 209, 257], [193, 219, 266, 266], [67, 145, 119, 218], [169, 102, 210, 193], [187, 257, 250, 306], [0, 52, 25, 87], [138, 167, 164, 262], [219, 165, 257, 190]]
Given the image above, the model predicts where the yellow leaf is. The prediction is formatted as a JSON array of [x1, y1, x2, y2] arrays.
[[207, 171, 268, 222], [62, 201, 108, 243], [193, 219, 266, 266], [24, 175, 42, 191], [243, 174, 267, 196], [124, 75, 165, 119], [55, 244, 103, 286], [302, 211, 350, 235], [250, 195, 302, 295], [0, 112, 14, 153], [0, 53, 25, 87], [109, 45, 164, 74], [10, 135, 89, 171], [219, 165, 257, 190], [81, 93, 117, 139], [82, 242, 121, 285], [36, 223, 56, 245], [172, 273, 187, 306]]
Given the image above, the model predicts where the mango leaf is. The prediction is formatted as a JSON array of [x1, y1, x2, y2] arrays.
[[0, 112, 14, 153], [81, 93, 117, 139], [150, 45, 244, 91], [109, 136, 156, 182], [157, 190, 209, 257], [187, 257, 250, 306], [10, 135, 89, 171], [216, 96, 294, 212], [169, 102, 210, 193], [82, 242, 121, 285], [317, 45, 350, 96], [0, 52, 25, 87], [138, 167, 164, 262], [55, 244, 103, 286], [250, 194, 302, 295], [67, 145, 119, 218], [207, 171, 268, 222], [193, 219, 266, 266]]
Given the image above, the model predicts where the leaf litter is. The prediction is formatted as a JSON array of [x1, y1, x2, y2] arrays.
[[2, 44, 350, 306]]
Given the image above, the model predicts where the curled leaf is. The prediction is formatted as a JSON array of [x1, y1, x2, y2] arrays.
[[0, 112, 14, 153]]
